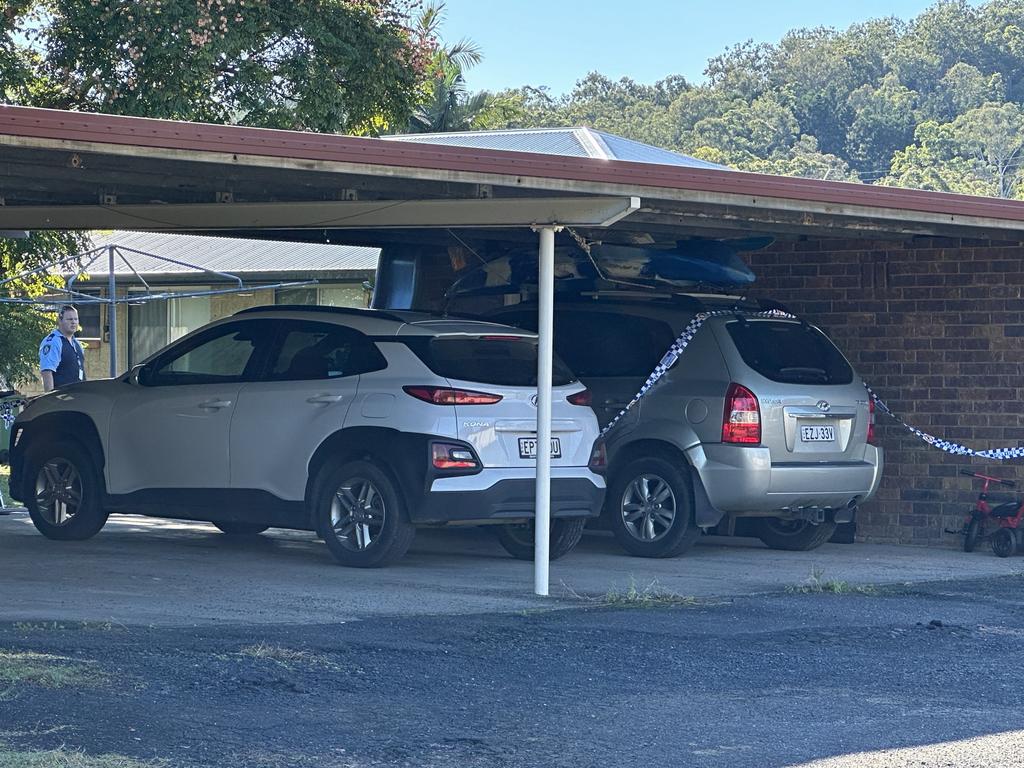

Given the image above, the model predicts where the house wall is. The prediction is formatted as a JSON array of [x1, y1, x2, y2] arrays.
[[746, 236, 1024, 545]]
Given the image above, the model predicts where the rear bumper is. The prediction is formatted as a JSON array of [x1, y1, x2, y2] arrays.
[[414, 468, 605, 524], [687, 443, 883, 516]]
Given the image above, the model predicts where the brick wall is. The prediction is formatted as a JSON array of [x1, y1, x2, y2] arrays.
[[747, 236, 1024, 545]]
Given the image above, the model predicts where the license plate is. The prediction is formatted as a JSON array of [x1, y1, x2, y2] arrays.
[[800, 425, 835, 442], [518, 437, 561, 459]]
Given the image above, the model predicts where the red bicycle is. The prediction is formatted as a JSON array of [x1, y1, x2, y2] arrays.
[[948, 470, 1024, 557]]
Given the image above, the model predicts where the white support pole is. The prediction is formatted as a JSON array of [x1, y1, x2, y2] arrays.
[[534, 225, 558, 596], [108, 245, 118, 378]]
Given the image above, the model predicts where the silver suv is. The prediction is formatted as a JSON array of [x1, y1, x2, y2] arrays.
[[488, 293, 883, 557], [7, 307, 605, 567]]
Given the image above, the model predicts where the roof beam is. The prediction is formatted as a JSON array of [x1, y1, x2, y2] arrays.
[[0, 196, 640, 231]]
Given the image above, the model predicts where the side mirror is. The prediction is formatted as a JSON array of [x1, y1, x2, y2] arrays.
[[129, 364, 150, 386]]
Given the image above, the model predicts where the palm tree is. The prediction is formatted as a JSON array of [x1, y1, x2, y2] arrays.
[[407, 2, 513, 133]]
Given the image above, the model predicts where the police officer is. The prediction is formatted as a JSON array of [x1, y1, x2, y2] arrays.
[[39, 305, 86, 392]]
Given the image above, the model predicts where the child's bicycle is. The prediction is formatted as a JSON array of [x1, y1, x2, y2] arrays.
[[946, 470, 1024, 557]]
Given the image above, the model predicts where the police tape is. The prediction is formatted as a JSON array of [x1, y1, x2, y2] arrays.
[[866, 388, 1024, 460], [0, 399, 26, 430], [599, 309, 1024, 461], [600, 308, 795, 436]]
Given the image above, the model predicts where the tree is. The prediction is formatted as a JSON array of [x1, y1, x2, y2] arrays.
[[704, 40, 773, 102], [687, 95, 799, 166], [0, 232, 86, 388], [739, 135, 859, 181], [845, 74, 919, 174], [931, 62, 1004, 120], [405, 1, 521, 133], [7, 0, 430, 135], [953, 101, 1024, 197], [888, 0, 986, 94], [881, 108, 1024, 198]]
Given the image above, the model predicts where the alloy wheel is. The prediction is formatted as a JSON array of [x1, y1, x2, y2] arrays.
[[330, 477, 386, 551], [620, 474, 677, 542], [34, 458, 83, 526]]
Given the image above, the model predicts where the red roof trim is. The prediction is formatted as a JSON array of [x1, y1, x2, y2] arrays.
[[4, 105, 1024, 222]]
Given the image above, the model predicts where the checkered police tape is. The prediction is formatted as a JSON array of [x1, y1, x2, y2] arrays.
[[599, 309, 1024, 461], [865, 387, 1024, 460], [0, 398, 26, 430], [600, 309, 795, 436]]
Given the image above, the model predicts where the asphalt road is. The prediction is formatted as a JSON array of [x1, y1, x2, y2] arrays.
[[2, 577, 1024, 767], [3, 512, 1024, 767]]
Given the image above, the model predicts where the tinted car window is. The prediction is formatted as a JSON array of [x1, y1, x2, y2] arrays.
[[404, 337, 576, 386], [147, 322, 272, 386], [726, 320, 854, 385], [268, 322, 386, 381], [498, 310, 676, 378]]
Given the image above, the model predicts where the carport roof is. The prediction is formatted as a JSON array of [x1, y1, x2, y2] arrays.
[[3, 105, 1024, 244]]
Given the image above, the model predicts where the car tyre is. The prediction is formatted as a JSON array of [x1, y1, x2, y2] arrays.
[[213, 521, 269, 536], [756, 517, 837, 551], [494, 517, 587, 561], [606, 456, 700, 558], [313, 459, 415, 568], [26, 440, 108, 541]]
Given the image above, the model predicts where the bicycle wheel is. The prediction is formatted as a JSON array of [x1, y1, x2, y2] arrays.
[[964, 516, 985, 553]]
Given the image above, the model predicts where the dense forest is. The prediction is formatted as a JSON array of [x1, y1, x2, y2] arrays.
[[473, 0, 1024, 199]]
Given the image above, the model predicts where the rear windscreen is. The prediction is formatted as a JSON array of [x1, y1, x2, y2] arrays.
[[725, 320, 854, 385], [406, 337, 577, 387]]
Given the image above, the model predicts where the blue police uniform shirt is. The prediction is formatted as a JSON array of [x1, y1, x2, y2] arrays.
[[39, 329, 86, 388]]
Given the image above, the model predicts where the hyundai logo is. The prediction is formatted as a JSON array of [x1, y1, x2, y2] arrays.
[[816, 400, 831, 412], [530, 395, 539, 407]]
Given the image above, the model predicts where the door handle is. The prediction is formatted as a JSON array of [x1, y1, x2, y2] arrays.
[[307, 394, 345, 404], [198, 399, 232, 409]]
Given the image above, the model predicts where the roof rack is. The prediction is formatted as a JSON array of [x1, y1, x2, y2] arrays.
[[236, 305, 409, 323]]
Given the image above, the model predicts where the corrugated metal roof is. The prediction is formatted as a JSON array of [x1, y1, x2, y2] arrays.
[[385, 127, 729, 170], [83, 231, 379, 276]]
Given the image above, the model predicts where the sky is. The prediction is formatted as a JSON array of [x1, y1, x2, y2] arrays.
[[437, 0, 982, 96]]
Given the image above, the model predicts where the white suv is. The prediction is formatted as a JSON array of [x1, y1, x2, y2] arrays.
[[8, 307, 605, 567]]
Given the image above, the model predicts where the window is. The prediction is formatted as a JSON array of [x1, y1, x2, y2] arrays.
[[726, 320, 854, 385], [267, 322, 386, 381], [147, 321, 273, 386], [75, 300, 102, 340], [497, 310, 676, 379], [404, 336, 575, 387], [276, 284, 366, 308], [128, 289, 212, 365]]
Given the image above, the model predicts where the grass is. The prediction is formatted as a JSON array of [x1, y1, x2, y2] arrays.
[[600, 577, 698, 608], [13, 622, 124, 633], [0, 746, 167, 768], [787, 566, 878, 595], [0, 650, 106, 690], [237, 642, 334, 668]]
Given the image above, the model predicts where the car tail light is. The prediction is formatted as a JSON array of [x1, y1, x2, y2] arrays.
[[403, 386, 503, 405], [867, 397, 877, 445], [722, 383, 761, 444], [431, 442, 480, 470], [567, 388, 592, 406], [588, 440, 607, 474]]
